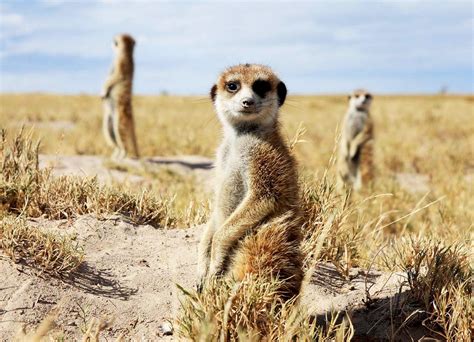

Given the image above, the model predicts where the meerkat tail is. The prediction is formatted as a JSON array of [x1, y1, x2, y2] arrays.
[[231, 215, 303, 300], [128, 116, 140, 159]]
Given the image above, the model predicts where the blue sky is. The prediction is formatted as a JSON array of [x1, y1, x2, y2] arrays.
[[0, 0, 472, 95]]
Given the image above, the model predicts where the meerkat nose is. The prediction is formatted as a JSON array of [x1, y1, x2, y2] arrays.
[[242, 98, 255, 108]]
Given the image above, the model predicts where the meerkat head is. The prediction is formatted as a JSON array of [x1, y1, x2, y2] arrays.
[[113, 34, 135, 54], [210, 64, 287, 129], [348, 89, 372, 112]]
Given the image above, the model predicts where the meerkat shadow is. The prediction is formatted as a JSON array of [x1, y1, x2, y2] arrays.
[[145, 157, 214, 171], [309, 290, 431, 341], [305, 264, 434, 339]]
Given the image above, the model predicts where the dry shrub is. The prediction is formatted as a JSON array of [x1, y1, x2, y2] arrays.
[[106, 159, 211, 227], [0, 216, 84, 276], [383, 236, 472, 339], [300, 174, 363, 278], [0, 129, 173, 227], [429, 282, 472, 341], [177, 276, 353, 341]]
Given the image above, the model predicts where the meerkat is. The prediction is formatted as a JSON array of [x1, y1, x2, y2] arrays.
[[337, 89, 374, 191], [101, 33, 139, 160], [197, 64, 303, 300]]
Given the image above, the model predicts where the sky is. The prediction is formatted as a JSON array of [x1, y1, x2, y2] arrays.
[[0, 0, 473, 95]]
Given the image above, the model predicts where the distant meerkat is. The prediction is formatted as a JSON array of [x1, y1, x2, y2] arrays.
[[337, 89, 374, 191], [101, 33, 139, 160], [197, 64, 303, 299]]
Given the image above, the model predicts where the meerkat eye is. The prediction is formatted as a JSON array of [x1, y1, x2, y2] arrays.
[[252, 80, 272, 98], [226, 82, 240, 93], [366, 94, 372, 100]]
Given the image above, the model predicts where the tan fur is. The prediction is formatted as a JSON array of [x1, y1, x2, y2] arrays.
[[198, 64, 303, 300], [337, 89, 375, 191], [101, 34, 139, 159]]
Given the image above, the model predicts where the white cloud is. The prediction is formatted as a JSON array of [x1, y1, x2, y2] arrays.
[[0, 6, 29, 41], [0, 0, 472, 93]]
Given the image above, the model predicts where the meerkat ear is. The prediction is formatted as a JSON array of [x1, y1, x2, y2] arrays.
[[277, 82, 287, 106], [347, 94, 352, 101], [210, 85, 217, 102]]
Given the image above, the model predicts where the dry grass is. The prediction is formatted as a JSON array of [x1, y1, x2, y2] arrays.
[[0, 93, 472, 340], [14, 309, 122, 342], [177, 277, 353, 341], [105, 159, 210, 227], [0, 129, 173, 227], [1, 93, 471, 245], [0, 215, 84, 276], [381, 236, 472, 339]]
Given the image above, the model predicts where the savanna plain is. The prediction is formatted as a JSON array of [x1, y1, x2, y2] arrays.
[[0, 93, 472, 341]]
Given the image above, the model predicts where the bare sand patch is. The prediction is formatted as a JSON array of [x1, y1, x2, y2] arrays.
[[0, 214, 426, 340]]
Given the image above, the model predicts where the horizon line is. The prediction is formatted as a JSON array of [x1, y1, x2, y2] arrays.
[[1, 91, 473, 97]]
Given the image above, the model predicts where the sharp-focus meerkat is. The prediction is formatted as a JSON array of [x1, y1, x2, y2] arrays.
[[337, 89, 374, 191], [197, 64, 303, 299], [101, 34, 139, 160]]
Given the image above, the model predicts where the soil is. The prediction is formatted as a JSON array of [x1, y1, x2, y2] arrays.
[[0, 155, 431, 341]]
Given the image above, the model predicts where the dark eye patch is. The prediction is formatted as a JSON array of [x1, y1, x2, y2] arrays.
[[252, 80, 272, 98]]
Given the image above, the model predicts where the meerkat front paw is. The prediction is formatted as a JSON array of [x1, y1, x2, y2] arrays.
[[349, 143, 358, 159], [208, 256, 225, 278], [196, 264, 209, 292], [196, 276, 205, 293], [100, 89, 109, 99]]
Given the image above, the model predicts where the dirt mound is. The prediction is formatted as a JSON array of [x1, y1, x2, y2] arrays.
[[0, 214, 424, 340], [1, 155, 429, 340], [1, 215, 200, 340]]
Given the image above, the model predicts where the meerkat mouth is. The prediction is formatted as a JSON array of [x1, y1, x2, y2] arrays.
[[238, 108, 259, 115]]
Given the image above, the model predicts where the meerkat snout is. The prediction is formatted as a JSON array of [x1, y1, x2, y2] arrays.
[[241, 97, 255, 109]]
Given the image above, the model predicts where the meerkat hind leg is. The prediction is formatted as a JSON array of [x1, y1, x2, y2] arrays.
[[232, 216, 303, 300], [103, 100, 117, 148], [353, 170, 362, 191]]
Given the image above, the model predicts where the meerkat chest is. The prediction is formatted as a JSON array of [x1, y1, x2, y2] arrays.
[[214, 139, 251, 218], [345, 111, 368, 139]]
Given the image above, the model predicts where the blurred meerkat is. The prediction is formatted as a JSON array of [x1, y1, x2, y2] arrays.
[[101, 34, 139, 159], [197, 64, 303, 299], [337, 89, 374, 191]]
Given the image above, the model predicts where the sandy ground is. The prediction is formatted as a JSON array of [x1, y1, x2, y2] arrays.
[[1, 215, 425, 341], [1, 216, 199, 340], [0, 155, 431, 340]]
